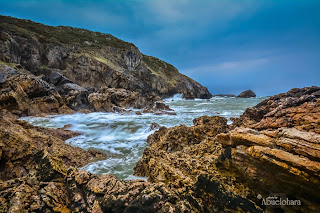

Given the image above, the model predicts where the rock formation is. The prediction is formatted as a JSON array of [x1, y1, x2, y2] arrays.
[[0, 15, 211, 101], [0, 62, 173, 116], [135, 86, 320, 212], [238, 89, 256, 98]]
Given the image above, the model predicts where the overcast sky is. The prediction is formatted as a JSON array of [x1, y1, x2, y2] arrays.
[[1, 0, 319, 96]]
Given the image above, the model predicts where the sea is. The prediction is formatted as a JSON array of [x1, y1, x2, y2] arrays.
[[22, 95, 266, 180]]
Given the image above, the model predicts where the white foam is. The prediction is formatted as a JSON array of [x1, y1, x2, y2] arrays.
[[164, 93, 184, 102], [21, 96, 267, 179], [125, 175, 148, 181]]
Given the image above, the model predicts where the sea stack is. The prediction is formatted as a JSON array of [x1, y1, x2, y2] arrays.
[[237, 89, 256, 98]]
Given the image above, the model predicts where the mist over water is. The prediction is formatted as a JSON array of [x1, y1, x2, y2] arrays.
[[22, 96, 266, 179]]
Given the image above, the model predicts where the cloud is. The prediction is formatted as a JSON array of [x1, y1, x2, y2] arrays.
[[183, 57, 271, 75], [132, 0, 261, 40]]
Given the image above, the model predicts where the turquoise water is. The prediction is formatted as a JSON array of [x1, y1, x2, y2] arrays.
[[22, 95, 266, 179]]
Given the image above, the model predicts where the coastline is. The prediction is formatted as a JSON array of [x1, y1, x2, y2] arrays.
[[0, 15, 319, 212], [0, 86, 319, 212]]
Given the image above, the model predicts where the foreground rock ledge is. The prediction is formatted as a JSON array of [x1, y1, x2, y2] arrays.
[[135, 86, 320, 212], [0, 110, 197, 212]]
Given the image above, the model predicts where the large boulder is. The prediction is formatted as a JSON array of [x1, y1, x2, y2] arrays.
[[237, 89, 256, 98], [88, 87, 172, 113]]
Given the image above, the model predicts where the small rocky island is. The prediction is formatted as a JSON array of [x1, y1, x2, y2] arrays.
[[0, 16, 319, 212], [237, 89, 256, 98]]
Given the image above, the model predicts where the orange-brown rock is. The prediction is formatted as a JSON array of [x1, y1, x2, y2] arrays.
[[0, 63, 173, 116], [134, 116, 263, 212], [0, 64, 73, 116], [0, 110, 106, 181], [231, 86, 320, 133], [88, 87, 166, 113], [135, 87, 320, 212]]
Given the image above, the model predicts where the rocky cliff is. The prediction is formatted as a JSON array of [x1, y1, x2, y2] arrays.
[[0, 15, 211, 106]]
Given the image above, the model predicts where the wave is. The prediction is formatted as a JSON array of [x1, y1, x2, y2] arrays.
[[164, 93, 184, 102]]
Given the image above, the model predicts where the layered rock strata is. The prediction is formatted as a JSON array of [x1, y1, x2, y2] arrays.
[[135, 86, 320, 212]]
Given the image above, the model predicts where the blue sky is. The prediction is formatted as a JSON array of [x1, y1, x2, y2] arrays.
[[1, 0, 319, 96]]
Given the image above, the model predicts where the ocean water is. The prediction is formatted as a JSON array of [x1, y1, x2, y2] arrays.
[[22, 95, 266, 180]]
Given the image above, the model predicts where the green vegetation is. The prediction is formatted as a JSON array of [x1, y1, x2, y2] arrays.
[[0, 15, 202, 91], [0, 15, 133, 50], [0, 60, 19, 68], [142, 55, 181, 85], [143, 54, 178, 76]]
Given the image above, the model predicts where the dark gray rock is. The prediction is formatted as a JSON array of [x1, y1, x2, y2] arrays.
[[62, 83, 87, 93], [237, 90, 256, 98], [149, 122, 162, 131], [0, 71, 7, 83]]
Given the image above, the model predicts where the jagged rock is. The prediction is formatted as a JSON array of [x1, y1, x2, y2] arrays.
[[0, 65, 73, 116], [135, 87, 320, 212], [0, 110, 106, 181], [0, 63, 175, 116], [134, 116, 263, 212], [61, 83, 92, 111], [216, 127, 276, 147], [88, 87, 170, 113], [237, 89, 256, 98], [0, 110, 200, 212], [231, 86, 320, 133]]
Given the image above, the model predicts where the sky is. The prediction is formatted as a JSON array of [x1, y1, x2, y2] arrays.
[[0, 0, 319, 96]]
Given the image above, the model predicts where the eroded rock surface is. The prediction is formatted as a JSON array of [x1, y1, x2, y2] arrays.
[[231, 86, 320, 133], [0, 110, 106, 181], [135, 87, 320, 212], [0, 63, 173, 116]]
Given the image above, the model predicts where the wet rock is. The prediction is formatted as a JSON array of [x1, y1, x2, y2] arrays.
[[154, 111, 177, 116], [154, 101, 173, 111], [237, 89, 256, 98], [0, 110, 107, 181], [61, 83, 92, 111], [149, 122, 162, 131]]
